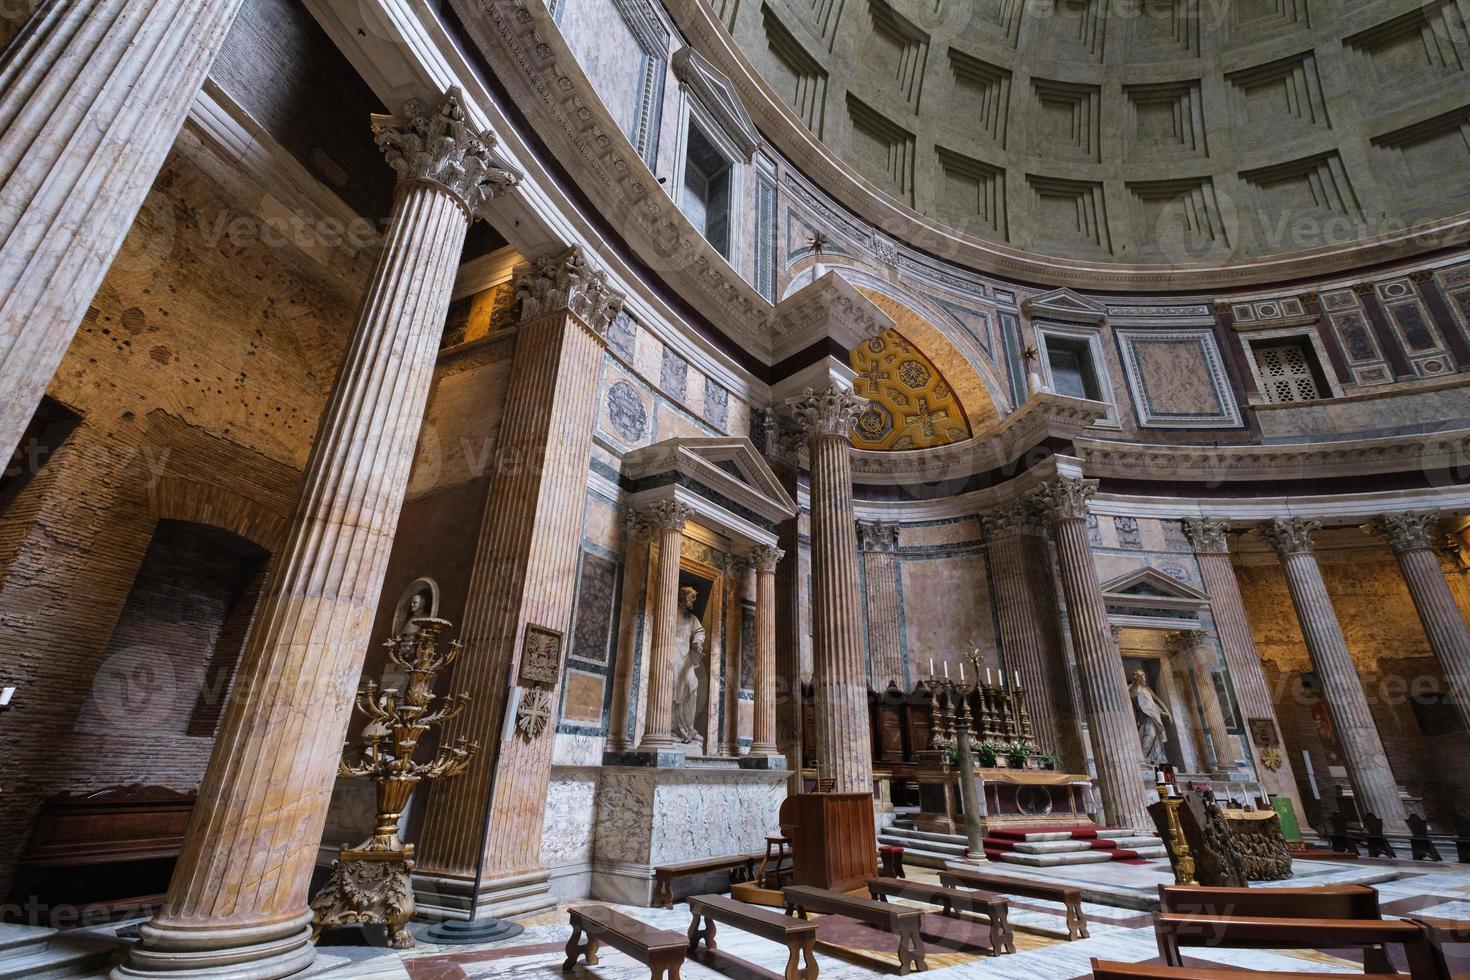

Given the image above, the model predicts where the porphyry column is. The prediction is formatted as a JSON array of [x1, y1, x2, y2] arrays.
[[412, 246, 623, 920], [634, 500, 692, 755], [0, 0, 248, 463], [1372, 512, 1470, 736], [857, 520, 904, 691], [1262, 518, 1407, 834], [1033, 477, 1150, 831], [1184, 518, 1303, 811], [746, 544, 786, 764], [788, 385, 873, 795], [115, 91, 520, 980]]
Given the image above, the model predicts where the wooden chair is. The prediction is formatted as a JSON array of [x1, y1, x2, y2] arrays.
[[1328, 809, 1362, 856], [1153, 914, 1441, 978], [1361, 812, 1397, 859], [1408, 814, 1443, 862], [1453, 813, 1470, 864], [565, 905, 686, 980]]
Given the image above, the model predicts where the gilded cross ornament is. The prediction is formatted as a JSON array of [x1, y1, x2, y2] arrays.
[[516, 244, 626, 333], [1184, 517, 1232, 555], [1260, 517, 1322, 557], [785, 384, 867, 440], [371, 87, 521, 222], [1368, 511, 1439, 554], [903, 397, 948, 438]]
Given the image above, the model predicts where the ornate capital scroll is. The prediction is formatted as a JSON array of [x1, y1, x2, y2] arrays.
[[1184, 518, 1233, 555], [371, 87, 521, 221], [1031, 476, 1097, 523], [856, 519, 900, 553], [1260, 517, 1322, 557], [1369, 511, 1439, 554], [516, 245, 626, 333], [627, 500, 691, 541], [984, 502, 1048, 541], [784, 384, 867, 441], [747, 544, 786, 573]]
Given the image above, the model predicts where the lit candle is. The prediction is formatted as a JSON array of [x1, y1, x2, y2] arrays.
[[985, 667, 992, 686], [959, 662, 965, 682], [1014, 671, 1021, 688], [929, 658, 935, 679], [943, 661, 950, 679]]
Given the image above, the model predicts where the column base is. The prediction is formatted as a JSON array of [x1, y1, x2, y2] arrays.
[[603, 749, 687, 768], [412, 868, 555, 922], [112, 916, 314, 980], [737, 753, 788, 771]]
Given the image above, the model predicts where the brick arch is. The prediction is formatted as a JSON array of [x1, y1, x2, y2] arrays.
[[147, 477, 289, 554]]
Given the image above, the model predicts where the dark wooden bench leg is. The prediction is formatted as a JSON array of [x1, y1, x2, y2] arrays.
[[686, 910, 716, 953], [1363, 945, 1395, 974], [1067, 898, 1088, 940], [995, 904, 1015, 955], [653, 878, 673, 910], [799, 934, 818, 980], [563, 920, 601, 971], [1156, 925, 1181, 968], [896, 921, 927, 975]]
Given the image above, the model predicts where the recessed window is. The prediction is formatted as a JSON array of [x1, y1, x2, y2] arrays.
[[680, 125, 733, 257], [1251, 338, 1329, 404], [1046, 336, 1103, 401]]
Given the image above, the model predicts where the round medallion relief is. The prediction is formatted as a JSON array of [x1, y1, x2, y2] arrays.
[[606, 380, 647, 443]]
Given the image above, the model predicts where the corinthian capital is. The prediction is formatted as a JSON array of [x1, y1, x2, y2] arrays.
[[371, 87, 521, 220], [628, 500, 691, 540], [784, 384, 867, 440], [747, 544, 785, 572], [856, 519, 900, 553], [984, 502, 1047, 541], [1184, 518, 1233, 555], [1030, 477, 1097, 523], [1369, 511, 1439, 554], [516, 245, 626, 334], [1261, 517, 1321, 557]]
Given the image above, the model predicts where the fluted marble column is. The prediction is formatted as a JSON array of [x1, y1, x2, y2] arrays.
[[116, 91, 519, 980], [1168, 632, 1236, 772], [636, 501, 692, 753], [857, 520, 904, 691], [788, 385, 873, 795], [1184, 518, 1303, 811], [1263, 518, 1407, 834], [1372, 512, 1470, 736], [0, 0, 248, 464], [747, 544, 785, 762], [1033, 478, 1150, 831]]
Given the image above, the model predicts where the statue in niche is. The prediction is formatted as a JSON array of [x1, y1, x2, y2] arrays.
[[1130, 668, 1173, 766], [672, 586, 707, 744]]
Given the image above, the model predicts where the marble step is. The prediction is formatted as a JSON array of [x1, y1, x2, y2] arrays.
[[880, 833, 969, 858], [1005, 840, 1098, 855], [1005, 831, 1077, 843], [0, 924, 54, 961], [0, 928, 115, 980], [883, 826, 973, 845], [1096, 835, 1162, 849], [1000, 850, 1115, 868]]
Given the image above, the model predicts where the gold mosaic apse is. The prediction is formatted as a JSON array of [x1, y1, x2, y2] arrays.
[[849, 329, 972, 450]]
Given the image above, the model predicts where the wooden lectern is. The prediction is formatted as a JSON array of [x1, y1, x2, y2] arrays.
[[778, 792, 877, 894]]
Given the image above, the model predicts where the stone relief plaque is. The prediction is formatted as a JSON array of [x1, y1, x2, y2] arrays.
[[520, 624, 563, 686], [1247, 717, 1278, 749]]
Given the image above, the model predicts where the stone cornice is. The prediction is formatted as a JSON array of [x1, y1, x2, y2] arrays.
[[660, 0, 1470, 291], [769, 271, 893, 363]]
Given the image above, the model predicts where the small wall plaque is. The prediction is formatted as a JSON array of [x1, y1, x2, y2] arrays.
[[520, 624, 563, 686], [1247, 717, 1278, 749]]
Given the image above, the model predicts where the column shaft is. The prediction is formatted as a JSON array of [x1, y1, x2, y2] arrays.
[[119, 179, 468, 980], [750, 548, 783, 757], [640, 515, 687, 750], [1267, 519, 1407, 834], [0, 0, 246, 462]]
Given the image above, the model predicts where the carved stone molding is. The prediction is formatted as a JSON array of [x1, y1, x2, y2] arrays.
[[747, 544, 785, 572], [1184, 518, 1233, 555], [784, 385, 867, 441], [1031, 477, 1097, 523], [1370, 511, 1440, 554], [370, 87, 521, 221], [1260, 517, 1322, 557], [516, 245, 626, 333], [856, 520, 900, 553]]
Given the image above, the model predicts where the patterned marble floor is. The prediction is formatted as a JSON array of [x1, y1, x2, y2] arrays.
[[305, 859, 1470, 979]]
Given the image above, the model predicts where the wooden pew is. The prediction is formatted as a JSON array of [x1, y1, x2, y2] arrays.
[[940, 867, 1089, 941], [687, 894, 818, 980], [1153, 914, 1442, 978], [1407, 916, 1470, 980], [1091, 960, 1384, 979], [1156, 883, 1390, 971], [651, 853, 759, 909], [564, 905, 686, 980], [783, 884, 928, 975], [866, 876, 1013, 955]]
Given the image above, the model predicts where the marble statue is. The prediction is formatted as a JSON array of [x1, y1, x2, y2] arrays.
[[1130, 668, 1173, 766], [672, 585, 706, 744]]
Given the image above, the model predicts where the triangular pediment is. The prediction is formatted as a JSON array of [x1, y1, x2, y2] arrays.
[[672, 47, 761, 160], [623, 437, 797, 529], [1022, 288, 1108, 324], [1101, 567, 1209, 603]]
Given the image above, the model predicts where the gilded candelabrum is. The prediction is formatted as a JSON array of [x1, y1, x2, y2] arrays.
[[309, 617, 478, 949]]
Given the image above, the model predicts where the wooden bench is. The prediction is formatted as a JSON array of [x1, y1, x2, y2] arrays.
[[687, 893, 818, 980], [1153, 914, 1442, 979], [1157, 884, 1390, 971], [940, 867, 1088, 941], [564, 905, 686, 980], [1091, 959, 1382, 979], [1408, 916, 1470, 980], [783, 884, 927, 975], [866, 876, 1013, 955], [652, 853, 758, 909]]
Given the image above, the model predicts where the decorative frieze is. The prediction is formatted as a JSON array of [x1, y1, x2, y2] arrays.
[[516, 245, 627, 333]]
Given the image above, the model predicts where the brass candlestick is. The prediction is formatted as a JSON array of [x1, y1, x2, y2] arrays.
[[310, 617, 479, 949]]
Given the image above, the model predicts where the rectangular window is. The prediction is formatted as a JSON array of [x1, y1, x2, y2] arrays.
[[1046, 337, 1102, 401], [1252, 338, 1328, 404], [680, 125, 733, 257]]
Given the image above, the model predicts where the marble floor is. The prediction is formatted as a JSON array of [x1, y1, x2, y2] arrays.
[[282, 857, 1470, 980]]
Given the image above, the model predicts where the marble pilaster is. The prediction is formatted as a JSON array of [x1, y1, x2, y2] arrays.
[[787, 385, 872, 795], [857, 520, 904, 692], [746, 544, 785, 763], [115, 91, 519, 979], [0, 0, 248, 464], [1371, 512, 1470, 737], [412, 246, 622, 919], [1032, 477, 1150, 831], [1262, 518, 1408, 834], [1184, 518, 1304, 811]]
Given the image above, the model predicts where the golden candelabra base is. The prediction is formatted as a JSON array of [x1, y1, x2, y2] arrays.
[[310, 843, 417, 949]]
